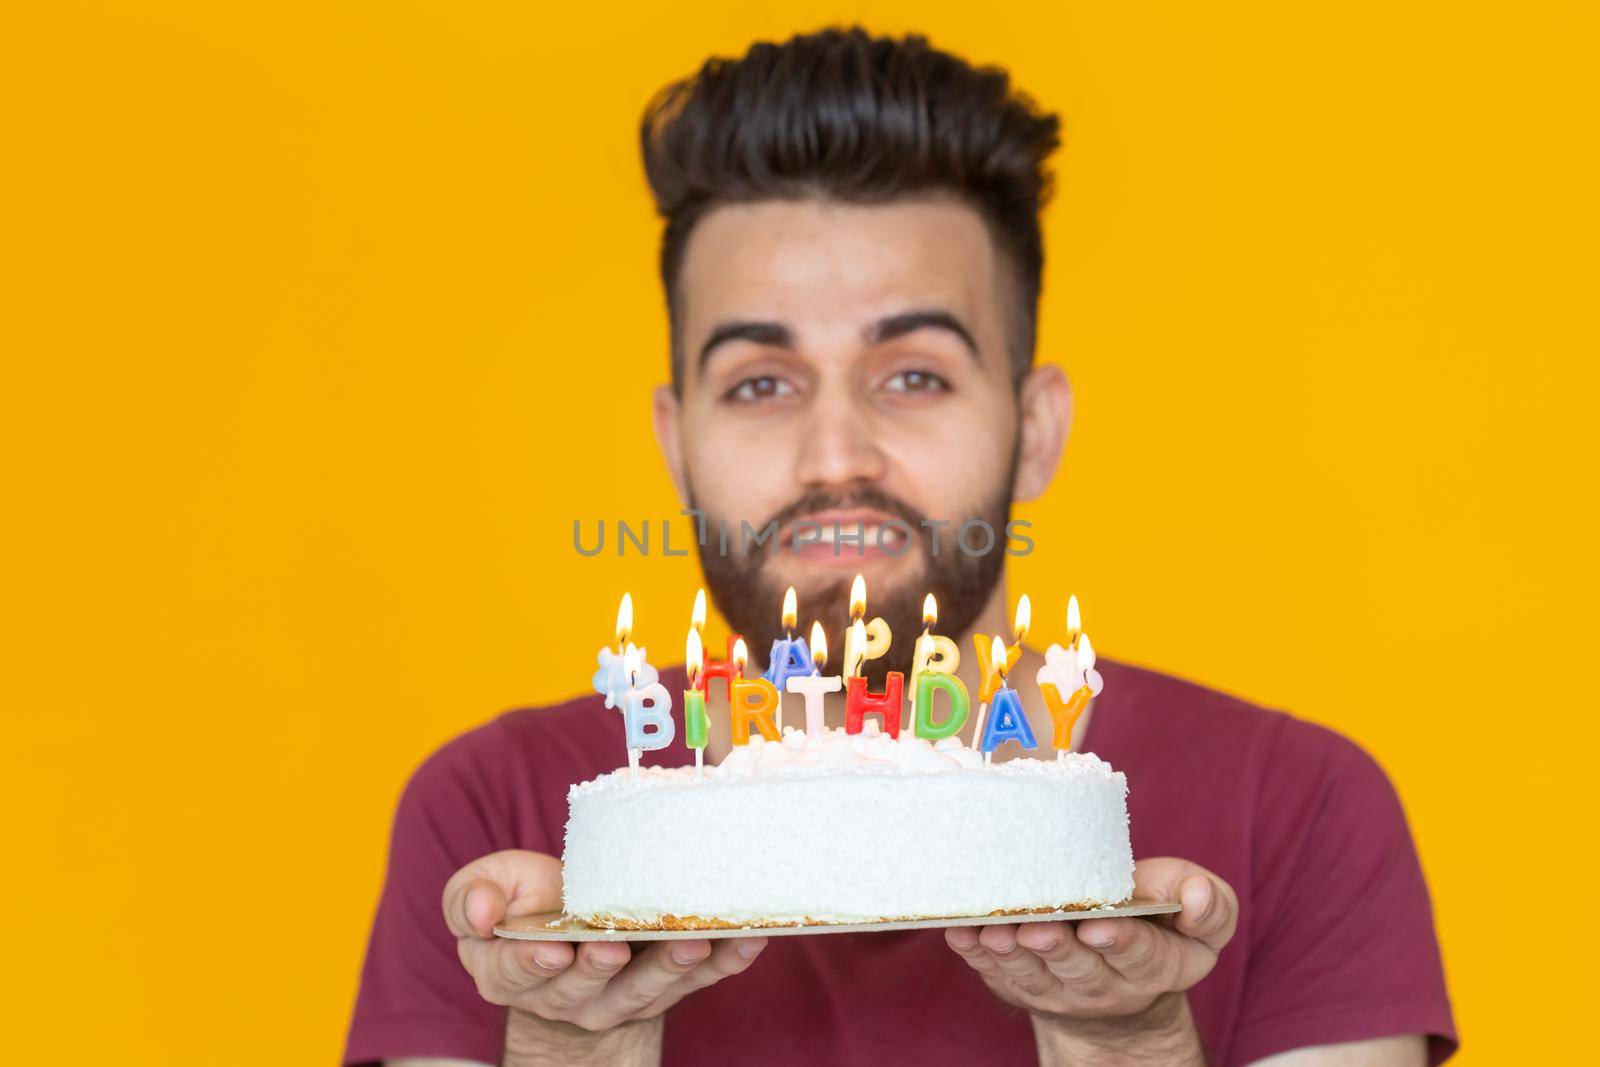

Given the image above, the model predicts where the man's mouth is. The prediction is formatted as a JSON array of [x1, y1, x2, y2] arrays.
[[782, 509, 914, 564]]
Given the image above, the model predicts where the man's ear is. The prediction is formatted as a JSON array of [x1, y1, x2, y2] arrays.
[[652, 384, 690, 503], [1012, 363, 1073, 503]]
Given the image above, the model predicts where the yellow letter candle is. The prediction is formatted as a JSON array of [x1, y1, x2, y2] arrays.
[[786, 620, 841, 736], [841, 574, 891, 678], [729, 638, 782, 745]]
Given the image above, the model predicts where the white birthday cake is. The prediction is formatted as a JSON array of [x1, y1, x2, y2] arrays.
[[561, 724, 1135, 929]]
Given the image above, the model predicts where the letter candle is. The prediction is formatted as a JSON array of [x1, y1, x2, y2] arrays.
[[909, 593, 962, 739], [762, 586, 814, 730], [690, 588, 706, 637], [978, 636, 1037, 765], [593, 592, 663, 711], [968, 632, 1021, 749], [698, 632, 742, 702], [841, 574, 891, 680], [844, 607, 903, 738], [728, 637, 782, 745], [785, 621, 841, 736], [684, 628, 709, 776], [621, 645, 675, 777], [1036, 596, 1105, 759]]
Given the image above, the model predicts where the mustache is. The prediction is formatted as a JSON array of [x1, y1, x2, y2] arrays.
[[759, 485, 928, 538]]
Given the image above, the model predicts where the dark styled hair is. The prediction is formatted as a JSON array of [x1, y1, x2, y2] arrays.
[[641, 27, 1061, 391]]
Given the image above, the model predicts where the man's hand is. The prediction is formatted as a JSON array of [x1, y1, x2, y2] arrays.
[[443, 850, 767, 1059], [945, 858, 1237, 1064]]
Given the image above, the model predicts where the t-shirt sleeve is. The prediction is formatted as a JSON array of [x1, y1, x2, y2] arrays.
[[343, 721, 538, 1066], [1228, 718, 1457, 1066]]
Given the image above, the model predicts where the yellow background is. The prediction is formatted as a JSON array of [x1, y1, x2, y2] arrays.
[[3, 2, 1594, 1062]]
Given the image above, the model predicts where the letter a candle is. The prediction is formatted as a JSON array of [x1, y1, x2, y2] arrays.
[[978, 636, 1037, 765], [762, 587, 815, 732]]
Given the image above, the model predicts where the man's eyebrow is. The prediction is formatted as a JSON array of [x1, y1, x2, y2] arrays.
[[866, 309, 980, 361], [698, 320, 794, 369]]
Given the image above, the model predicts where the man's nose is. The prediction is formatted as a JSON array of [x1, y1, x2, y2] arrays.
[[793, 384, 888, 488]]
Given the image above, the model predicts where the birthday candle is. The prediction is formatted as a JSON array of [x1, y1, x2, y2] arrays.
[[684, 627, 709, 776], [592, 592, 658, 708], [728, 638, 781, 745], [786, 620, 841, 736], [968, 632, 1021, 749], [978, 636, 1037, 764], [909, 593, 962, 740], [621, 645, 676, 775], [842, 574, 891, 679], [762, 586, 815, 729]]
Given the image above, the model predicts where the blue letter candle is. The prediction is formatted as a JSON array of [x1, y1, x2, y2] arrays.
[[762, 635, 813, 690], [624, 681, 676, 751], [979, 686, 1036, 755]]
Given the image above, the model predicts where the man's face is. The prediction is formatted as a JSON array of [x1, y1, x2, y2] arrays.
[[654, 197, 1067, 673]]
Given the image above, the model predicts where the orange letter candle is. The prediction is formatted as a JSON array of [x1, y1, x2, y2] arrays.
[[1040, 682, 1093, 760], [728, 638, 781, 744]]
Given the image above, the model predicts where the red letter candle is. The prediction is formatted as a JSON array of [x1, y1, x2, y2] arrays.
[[846, 671, 904, 738]]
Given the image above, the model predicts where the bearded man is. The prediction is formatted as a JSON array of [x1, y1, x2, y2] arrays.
[[344, 27, 1455, 1067]]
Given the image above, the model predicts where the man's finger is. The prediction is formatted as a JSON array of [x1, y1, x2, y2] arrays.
[[591, 940, 712, 1019], [945, 926, 1004, 982], [977, 924, 1058, 998], [442, 850, 564, 939], [456, 938, 571, 1006], [1171, 872, 1236, 953], [1019, 923, 1119, 996], [534, 942, 632, 1017], [1076, 918, 1179, 989]]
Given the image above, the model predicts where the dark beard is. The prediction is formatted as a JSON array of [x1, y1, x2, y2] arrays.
[[692, 474, 1015, 681]]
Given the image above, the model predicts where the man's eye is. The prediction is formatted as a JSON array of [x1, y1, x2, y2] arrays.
[[883, 370, 951, 394], [726, 376, 797, 403]]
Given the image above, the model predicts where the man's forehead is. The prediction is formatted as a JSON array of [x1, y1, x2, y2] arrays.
[[677, 197, 1000, 338]]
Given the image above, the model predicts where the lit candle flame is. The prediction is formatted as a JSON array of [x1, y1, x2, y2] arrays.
[[782, 586, 797, 634], [1013, 594, 1031, 645], [849, 574, 867, 621], [690, 588, 706, 634], [848, 618, 867, 676], [1078, 633, 1096, 672], [615, 592, 634, 650], [686, 627, 703, 687], [810, 620, 827, 669], [732, 636, 749, 676], [1066, 594, 1081, 649], [922, 593, 937, 629], [623, 643, 641, 687], [991, 635, 1010, 680]]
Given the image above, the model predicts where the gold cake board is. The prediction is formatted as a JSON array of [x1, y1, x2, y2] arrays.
[[495, 900, 1181, 942]]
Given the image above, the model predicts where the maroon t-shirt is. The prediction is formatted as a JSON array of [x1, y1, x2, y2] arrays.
[[343, 659, 1457, 1065]]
